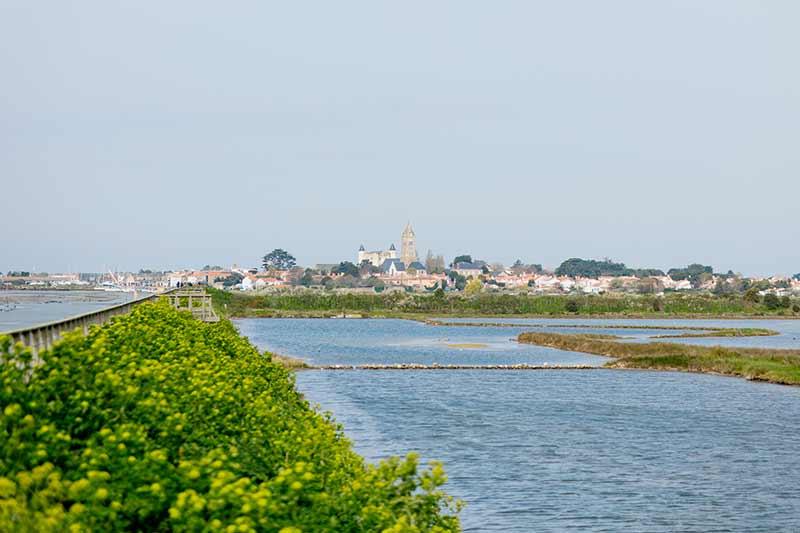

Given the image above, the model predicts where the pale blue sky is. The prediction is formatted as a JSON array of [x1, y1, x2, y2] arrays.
[[2, 1, 798, 276]]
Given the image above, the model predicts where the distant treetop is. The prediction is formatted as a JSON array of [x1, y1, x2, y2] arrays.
[[331, 261, 359, 278], [555, 258, 663, 278], [667, 264, 714, 287], [262, 249, 296, 271]]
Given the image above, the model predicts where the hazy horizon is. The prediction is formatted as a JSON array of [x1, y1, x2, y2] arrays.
[[2, 2, 798, 277]]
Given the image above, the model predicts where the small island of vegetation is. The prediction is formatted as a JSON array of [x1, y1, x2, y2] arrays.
[[518, 332, 800, 386]]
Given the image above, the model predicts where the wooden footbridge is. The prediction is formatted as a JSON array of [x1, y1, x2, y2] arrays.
[[165, 288, 219, 323], [2, 287, 218, 358]]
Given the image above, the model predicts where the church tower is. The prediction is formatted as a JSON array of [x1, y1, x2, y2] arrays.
[[401, 223, 418, 265]]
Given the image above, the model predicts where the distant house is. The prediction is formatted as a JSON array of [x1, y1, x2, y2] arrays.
[[381, 258, 406, 277], [407, 261, 427, 275], [491, 272, 532, 288], [558, 278, 575, 291], [533, 275, 561, 292], [453, 261, 485, 278], [255, 275, 285, 288], [576, 277, 604, 294]]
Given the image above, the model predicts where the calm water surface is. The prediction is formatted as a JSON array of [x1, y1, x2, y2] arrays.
[[238, 318, 800, 532], [0, 290, 135, 332], [237, 318, 610, 366], [440, 317, 800, 349]]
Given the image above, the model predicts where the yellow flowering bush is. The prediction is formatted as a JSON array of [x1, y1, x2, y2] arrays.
[[0, 301, 460, 531]]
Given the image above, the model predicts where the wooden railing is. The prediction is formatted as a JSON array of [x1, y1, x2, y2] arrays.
[[165, 288, 219, 323], [0, 287, 221, 360], [2, 292, 167, 359]]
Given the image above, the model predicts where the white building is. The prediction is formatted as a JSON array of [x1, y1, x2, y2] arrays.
[[358, 243, 398, 267]]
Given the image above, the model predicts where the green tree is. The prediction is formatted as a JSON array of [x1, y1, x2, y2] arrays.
[[464, 278, 483, 296], [299, 270, 314, 287], [667, 264, 714, 288], [262, 249, 296, 271], [744, 287, 761, 303], [556, 258, 634, 278], [565, 300, 580, 313], [219, 272, 243, 287], [712, 279, 733, 296], [763, 293, 780, 310], [425, 250, 446, 274], [451, 255, 472, 266], [359, 260, 380, 276], [365, 276, 385, 290], [332, 261, 360, 278]]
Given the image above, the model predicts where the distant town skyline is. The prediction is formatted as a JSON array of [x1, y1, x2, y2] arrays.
[[3, 226, 798, 280], [2, 2, 798, 276]]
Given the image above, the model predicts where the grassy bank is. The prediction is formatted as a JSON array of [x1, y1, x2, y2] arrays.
[[0, 301, 459, 531], [210, 289, 800, 319], [518, 332, 800, 386], [425, 320, 779, 338], [269, 352, 312, 369], [652, 328, 777, 339]]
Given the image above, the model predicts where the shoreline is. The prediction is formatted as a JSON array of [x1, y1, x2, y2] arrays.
[[228, 310, 800, 321]]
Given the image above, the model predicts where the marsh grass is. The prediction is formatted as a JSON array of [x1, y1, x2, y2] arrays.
[[445, 343, 489, 349], [268, 352, 311, 369], [653, 328, 778, 339], [518, 332, 800, 385]]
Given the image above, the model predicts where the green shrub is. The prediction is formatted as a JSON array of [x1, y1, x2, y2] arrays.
[[0, 302, 459, 532], [763, 293, 780, 310], [212, 288, 780, 318]]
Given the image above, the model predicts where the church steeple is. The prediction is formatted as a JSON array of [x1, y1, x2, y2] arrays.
[[401, 222, 417, 265]]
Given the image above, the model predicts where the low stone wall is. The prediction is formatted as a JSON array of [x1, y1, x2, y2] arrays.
[[314, 363, 599, 370]]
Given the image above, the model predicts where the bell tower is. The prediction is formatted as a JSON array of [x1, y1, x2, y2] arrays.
[[401, 223, 418, 265]]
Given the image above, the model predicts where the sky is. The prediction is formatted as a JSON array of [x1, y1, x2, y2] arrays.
[[2, 1, 798, 277]]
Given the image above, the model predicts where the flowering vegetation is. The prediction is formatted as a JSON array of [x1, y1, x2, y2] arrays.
[[0, 302, 460, 531]]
